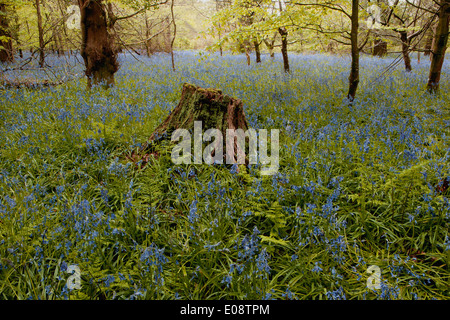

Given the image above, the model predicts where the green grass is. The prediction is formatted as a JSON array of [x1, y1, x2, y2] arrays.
[[0, 51, 449, 300]]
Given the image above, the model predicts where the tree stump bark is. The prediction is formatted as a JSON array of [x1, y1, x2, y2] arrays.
[[151, 83, 248, 139], [133, 83, 250, 167]]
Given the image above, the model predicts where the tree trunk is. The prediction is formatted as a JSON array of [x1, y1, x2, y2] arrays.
[[327, 41, 336, 53], [245, 48, 250, 65], [217, 22, 223, 56], [373, 38, 387, 57], [424, 26, 433, 56], [35, 0, 45, 68], [254, 39, 261, 63], [55, 30, 64, 57], [57, 0, 69, 56], [145, 12, 151, 56], [78, 0, 118, 88], [219, 30, 223, 56], [347, 0, 359, 102], [263, 33, 276, 58], [170, 0, 176, 71], [427, 0, 450, 93], [52, 29, 60, 57], [240, 41, 251, 66], [165, 16, 171, 53], [400, 31, 412, 72], [278, 27, 289, 73], [0, 2, 14, 63], [135, 83, 250, 166]]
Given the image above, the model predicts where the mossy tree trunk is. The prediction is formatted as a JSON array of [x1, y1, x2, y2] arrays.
[[400, 31, 412, 72], [253, 39, 261, 63], [264, 33, 276, 59], [170, 0, 176, 71], [427, 0, 450, 93], [144, 11, 152, 56], [78, 0, 118, 88], [35, 0, 45, 68], [424, 26, 433, 57], [278, 27, 289, 73], [347, 0, 359, 102], [0, 2, 14, 63]]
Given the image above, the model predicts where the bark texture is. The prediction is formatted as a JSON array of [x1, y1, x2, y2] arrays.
[[424, 27, 433, 56], [264, 33, 276, 58], [134, 83, 250, 166], [150, 83, 248, 141], [35, 0, 45, 68], [254, 39, 261, 63], [427, 0, 450, 92], [78, 0, 118, 88], [347, 0, 359, 102], [278, 27, 289, 73], [373, 38, 387, 57], [0, 2, 13, 63], [400, 31, 412, 72]]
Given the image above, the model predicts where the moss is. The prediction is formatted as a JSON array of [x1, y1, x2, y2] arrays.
[[152, 82, 248, 137]]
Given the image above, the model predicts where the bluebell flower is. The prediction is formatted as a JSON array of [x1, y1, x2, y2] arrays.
[[60, 261, 68, 272], [311, 261, 323, 273], [103, 275, 115, 287], [4, 195, 16, 209], [444, 235, 450, 251], [255, 248, 271, 275], [129, 289, 145, 300], [188, 199, 198, 225], [204, 241, 221, 251], [221, 274, 233, 287], [326, 286, 346, 300], [282, 286, 295, 300]]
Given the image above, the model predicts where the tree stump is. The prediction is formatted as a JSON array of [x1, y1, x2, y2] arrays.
[[132, 83, 250, 167]]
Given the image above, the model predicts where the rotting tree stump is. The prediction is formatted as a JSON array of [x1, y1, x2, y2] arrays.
[[151, 83, 248, 139], [129, 83, 250, 167]]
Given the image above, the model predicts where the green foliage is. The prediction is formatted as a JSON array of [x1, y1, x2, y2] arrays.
[[0, 52, 449, 300]]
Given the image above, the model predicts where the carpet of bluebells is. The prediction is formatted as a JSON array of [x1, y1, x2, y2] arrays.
[[0, 51, 449, 300]]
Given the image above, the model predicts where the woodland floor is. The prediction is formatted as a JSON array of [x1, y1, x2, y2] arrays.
[[0, 51, 449, 299]]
